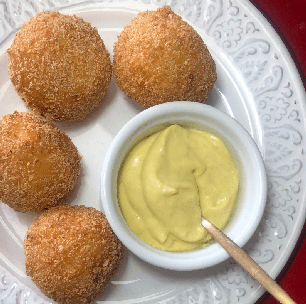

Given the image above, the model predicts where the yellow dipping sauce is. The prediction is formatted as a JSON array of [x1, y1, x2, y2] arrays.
[[117, 125, 239, 251]]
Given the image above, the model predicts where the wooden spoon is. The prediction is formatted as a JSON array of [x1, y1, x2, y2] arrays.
[[202, 218, 296, 304]]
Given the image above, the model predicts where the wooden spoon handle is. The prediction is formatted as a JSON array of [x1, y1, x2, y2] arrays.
[[202, 218, 296, 304]]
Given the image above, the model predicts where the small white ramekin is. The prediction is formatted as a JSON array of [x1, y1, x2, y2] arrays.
[[101, 101, 267, 271]]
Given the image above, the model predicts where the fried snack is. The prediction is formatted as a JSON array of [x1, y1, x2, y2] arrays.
[[24, 205, 124, 304], [113, 5, 217, 108], [0, 111, 81, 212], [7, 11, 112, 122]]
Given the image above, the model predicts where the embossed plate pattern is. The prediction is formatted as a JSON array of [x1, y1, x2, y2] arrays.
[[0, 0, 306, 303]]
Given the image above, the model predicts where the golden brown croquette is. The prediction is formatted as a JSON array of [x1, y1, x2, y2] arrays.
[[24, 205, 124, 304], [0, 111, 81, 212], [113, 6, 217, 108], [7, 11, 112, 122]]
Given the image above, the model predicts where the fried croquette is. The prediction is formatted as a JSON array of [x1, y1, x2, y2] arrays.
[[24, 205, 124, 304], [113, 5, 217, 108], [0, 111, 81, 213], [7, 11, 112, 122]]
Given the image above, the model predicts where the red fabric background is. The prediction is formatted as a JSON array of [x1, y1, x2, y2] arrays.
[[249, 0, 306, 303]]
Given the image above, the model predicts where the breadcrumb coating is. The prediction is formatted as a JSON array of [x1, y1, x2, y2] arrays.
[[113, 5, 217, 108], [7, 11, 112, 122], [0, 111, 81, 212], [24, 205, 124, 304]]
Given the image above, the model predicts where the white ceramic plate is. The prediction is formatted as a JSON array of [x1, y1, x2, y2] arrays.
[[0, 1, 305, 303]]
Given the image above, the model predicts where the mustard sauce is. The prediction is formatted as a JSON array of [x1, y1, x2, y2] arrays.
[[117, 124, 239, 251]]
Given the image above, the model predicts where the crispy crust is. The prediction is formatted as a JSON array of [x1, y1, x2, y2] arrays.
[[7, 11, 112, 122], [24, 205, 124, 304], [0, 111, 81, 212], [113, 5, 217, 108]]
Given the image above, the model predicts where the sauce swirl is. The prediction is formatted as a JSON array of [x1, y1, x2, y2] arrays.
[[118, 124, 239, 251]]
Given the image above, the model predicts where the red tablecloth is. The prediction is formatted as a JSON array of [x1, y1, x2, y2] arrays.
[[249, 1, 306, 303]]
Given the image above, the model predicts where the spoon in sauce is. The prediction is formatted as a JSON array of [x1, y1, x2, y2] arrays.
[[202, 218, 296, 304]]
